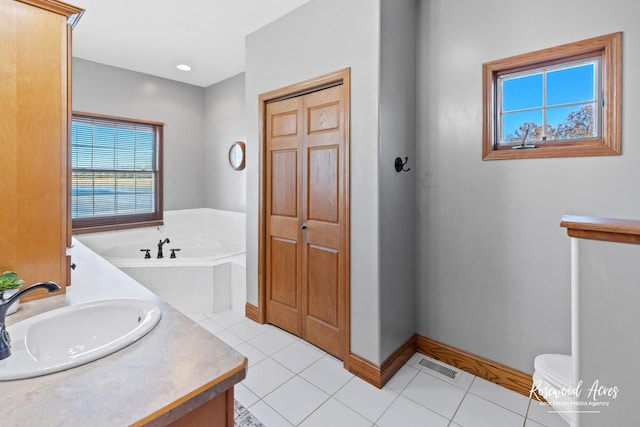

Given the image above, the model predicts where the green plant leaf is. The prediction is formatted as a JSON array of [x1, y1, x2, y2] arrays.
[[0, 271, 24, 291]]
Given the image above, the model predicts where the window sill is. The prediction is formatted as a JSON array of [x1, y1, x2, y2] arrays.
[[483, 139, 621, 160], [72, 220, 163, 235]]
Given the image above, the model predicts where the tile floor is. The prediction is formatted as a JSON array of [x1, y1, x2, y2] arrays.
[[189, 310, 569, 427]]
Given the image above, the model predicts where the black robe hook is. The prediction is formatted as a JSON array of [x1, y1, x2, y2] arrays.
[[394, 157, 410, 172]]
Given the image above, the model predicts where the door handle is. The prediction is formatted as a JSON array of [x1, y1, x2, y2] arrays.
[[301, 223, 308, 230]]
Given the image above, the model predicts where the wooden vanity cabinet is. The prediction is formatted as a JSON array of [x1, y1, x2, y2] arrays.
[[0, 0, 82, 300]]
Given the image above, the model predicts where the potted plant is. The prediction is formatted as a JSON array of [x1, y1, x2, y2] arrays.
[[0, 271, 25, 315]]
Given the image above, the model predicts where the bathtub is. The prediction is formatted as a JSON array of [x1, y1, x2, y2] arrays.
[[76, 209, 246, 316]]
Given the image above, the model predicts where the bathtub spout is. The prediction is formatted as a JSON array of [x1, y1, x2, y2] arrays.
[[157, 238, 170, 258]]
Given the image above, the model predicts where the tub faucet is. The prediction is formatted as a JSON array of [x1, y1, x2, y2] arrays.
[[0, 281, 61, 360], [157, 238, 170, 258]]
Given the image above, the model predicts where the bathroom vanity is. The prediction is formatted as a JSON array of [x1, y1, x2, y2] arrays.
[[1, 240, 247, 426], [2, 0, 246, 424]]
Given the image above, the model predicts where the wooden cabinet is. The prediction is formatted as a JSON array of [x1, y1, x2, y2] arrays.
[[0, 0, 82, 300], [165, 388, 235, 427]]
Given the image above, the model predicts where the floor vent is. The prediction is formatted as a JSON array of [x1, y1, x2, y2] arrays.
[[418, 358, 460, 381]]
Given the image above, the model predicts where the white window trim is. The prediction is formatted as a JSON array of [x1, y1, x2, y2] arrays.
[[497, 57, 602, 145]]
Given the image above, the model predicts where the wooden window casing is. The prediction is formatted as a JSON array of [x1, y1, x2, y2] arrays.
[[482, 32, 622, 160], [71, 112, 163, 233]]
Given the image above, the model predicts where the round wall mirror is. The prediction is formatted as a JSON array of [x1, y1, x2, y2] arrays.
[[228, 141, 246, 171]]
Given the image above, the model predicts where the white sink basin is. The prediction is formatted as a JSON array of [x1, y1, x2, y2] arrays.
[[0, 298, 161, 381]]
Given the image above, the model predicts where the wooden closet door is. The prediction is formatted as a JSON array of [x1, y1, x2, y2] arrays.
[[265, 97, 303, 336], [300, 85, 345, 359], [265, 84, 346, 360]]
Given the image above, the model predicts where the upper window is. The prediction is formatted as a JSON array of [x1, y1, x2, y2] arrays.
[[483, 32, 621, 160], [71, 112, 164, 232]]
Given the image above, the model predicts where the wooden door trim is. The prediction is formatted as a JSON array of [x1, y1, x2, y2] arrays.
[[257, 68, 351, 363]]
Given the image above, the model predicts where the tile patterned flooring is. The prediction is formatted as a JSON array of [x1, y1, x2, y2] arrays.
[[190, 310, 568, 427]]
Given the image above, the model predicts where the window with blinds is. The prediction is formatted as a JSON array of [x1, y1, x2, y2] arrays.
[[71, 113, 163, 232]]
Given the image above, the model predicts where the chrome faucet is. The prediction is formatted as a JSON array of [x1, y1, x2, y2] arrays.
[[0, 281, 61, 360], [157, 238, 170, 259]]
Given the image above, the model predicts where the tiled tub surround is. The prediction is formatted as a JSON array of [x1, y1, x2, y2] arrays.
[[195, 309, 569, 427], [2, 239, 247, 426], [77, 208, 247, 315]]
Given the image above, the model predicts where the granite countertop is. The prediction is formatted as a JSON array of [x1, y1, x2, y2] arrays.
[[2, 239, 247, 426]]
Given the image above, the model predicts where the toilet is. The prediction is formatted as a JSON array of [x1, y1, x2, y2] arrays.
[[532, 354, 573, 425]]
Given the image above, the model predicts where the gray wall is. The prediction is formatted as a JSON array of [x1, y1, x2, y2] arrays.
[[579, 239, 639, 426], [245, 0, 383, 363], [204, 73, 247, 212], [72, 58, 205, 211], [379, 0, 418, 361], [417, 0, 640, 373], [73, 0, 640, 379]]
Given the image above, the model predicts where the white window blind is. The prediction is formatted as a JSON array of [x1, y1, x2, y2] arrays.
[[71, 113, 163, 231]]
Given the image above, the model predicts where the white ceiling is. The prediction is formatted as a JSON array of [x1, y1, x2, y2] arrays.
[[71, 0, 310, 87]]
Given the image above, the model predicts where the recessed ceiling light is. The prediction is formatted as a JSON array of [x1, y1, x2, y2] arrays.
[[176, 64, 192, 71]]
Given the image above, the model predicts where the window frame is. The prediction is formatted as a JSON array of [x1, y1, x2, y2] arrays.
[[71, 111, 164, 233], [497, 56, 602, 144], [482, 32, 622, 160]]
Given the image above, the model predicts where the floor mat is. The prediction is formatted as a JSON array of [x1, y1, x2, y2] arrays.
[[235, 400, 265, 427]]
